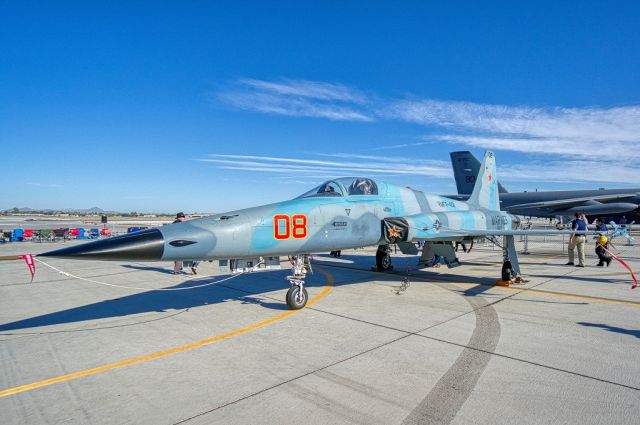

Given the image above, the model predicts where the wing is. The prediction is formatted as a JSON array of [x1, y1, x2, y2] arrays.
[[382, 215, 597, 244], [505, 193, 638, 212]]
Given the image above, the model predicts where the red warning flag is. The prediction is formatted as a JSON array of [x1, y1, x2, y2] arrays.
[[18, 254, 36, 282], [602, 246, 638, 289]]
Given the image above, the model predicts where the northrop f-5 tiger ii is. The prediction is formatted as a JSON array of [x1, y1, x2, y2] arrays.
[[38, 151, 596, 309]]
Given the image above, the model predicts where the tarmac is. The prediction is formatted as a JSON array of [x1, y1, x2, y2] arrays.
[[1, 236, 639, 424]]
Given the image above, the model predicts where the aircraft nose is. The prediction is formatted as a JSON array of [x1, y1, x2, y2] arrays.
[[39, 228, 165, 261]]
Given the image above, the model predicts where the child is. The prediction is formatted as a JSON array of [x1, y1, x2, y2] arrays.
[[595, 235, 612, 267]]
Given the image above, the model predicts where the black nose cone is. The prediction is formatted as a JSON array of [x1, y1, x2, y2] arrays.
[[39, 228, 164, 261]]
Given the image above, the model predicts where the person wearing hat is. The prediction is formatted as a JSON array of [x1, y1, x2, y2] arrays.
[[173, 213, 186, 274], [171, 212, 200, 275], [595, 235, 612, 267]]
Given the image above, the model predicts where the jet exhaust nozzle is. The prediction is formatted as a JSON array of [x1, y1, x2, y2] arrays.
[[39, 228, 165, 261]]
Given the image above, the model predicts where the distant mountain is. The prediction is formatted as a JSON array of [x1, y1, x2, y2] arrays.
[[3, 207, 110, 214], [2, 207, 175, 215]]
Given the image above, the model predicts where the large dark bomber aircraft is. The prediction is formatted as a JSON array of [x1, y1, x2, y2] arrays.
[[450, 151, 640, 222]]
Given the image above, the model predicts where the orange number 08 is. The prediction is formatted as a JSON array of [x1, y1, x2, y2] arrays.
[[273, 214, 307, 240]]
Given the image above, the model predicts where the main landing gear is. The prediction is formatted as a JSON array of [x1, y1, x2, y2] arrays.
[[286, 255, 311, 309], [501, 235, 522, 283], [375, 245, 394, 271]]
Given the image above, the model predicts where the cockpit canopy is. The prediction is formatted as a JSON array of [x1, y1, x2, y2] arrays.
[[298, 177, 379, 198]]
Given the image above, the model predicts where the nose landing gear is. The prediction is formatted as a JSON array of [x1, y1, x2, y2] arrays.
[[286, 255, 311, 309]]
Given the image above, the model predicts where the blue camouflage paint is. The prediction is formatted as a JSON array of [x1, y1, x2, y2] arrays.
[[460, 211, 475, 230]]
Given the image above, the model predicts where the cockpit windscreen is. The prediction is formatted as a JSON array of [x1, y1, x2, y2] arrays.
[[297, 178, 378, 198]]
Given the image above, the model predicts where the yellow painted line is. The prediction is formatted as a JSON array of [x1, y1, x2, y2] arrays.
[[0, 269, 334, 398], [0, 255, 22, 261]]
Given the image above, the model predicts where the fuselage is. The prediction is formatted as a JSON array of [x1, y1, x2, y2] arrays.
[[158, 178, 516, 261], [40, 177, 517, 262]]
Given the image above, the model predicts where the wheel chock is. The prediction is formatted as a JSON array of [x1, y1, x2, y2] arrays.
[[495, 280, 512, 286], [514, 276, 525, 285]]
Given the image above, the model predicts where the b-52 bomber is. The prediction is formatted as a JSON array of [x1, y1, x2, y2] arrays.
[[38, 152, 594, 309], [450, 151, 640, 221]]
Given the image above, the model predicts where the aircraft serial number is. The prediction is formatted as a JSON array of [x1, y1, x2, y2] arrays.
[[273, 214, 308, 240], [438, 200, 455, 208], [490, 215, 508, 225]]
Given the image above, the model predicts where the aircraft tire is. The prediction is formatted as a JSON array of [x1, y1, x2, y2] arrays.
[[286, 286, 308, 310], [501, 260, 515, 281], [376, 246, 393, 271]]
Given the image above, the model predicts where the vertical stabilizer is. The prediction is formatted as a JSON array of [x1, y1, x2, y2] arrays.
[[450, 151, 480, 195], [450, 150, 508, 194], [467, 151, 500, 210]]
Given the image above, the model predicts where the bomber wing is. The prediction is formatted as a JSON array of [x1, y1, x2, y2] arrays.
[[505, 193, 639, 211]]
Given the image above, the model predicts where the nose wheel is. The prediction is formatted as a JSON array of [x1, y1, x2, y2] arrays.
[[286, 285, 308, 310], [286, 255, 312, 309]]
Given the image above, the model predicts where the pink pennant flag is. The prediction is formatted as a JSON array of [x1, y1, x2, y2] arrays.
[[602, 246, 638, 289], [18, 254, 36, 282]]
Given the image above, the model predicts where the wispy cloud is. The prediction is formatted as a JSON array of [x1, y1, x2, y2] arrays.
[[500, 161, 640, 185], [385, 100, 640, 142], [214, 77, 640, 185], [27, 182, 63, 188], [383, 100, 640, 160], [195, 154, 452, 178], [216, 78, 373, 121], [238, 78, 368, 103]]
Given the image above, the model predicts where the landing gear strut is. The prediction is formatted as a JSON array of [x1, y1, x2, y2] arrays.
[[286, 255, 311, 309], [502, 235, 522, 283], [375, 245, 393, 271], [501, 260, 516, 281]]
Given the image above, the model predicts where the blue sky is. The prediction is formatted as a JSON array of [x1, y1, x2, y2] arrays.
[[1, 1, 639, 213]]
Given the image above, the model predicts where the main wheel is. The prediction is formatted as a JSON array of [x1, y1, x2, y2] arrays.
[[501, 260, 515, 281], [376, 246, 393, 271], [286, 286, 308, 310]]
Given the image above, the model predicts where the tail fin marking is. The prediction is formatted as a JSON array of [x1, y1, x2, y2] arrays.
[[467, 151, 500, 210]]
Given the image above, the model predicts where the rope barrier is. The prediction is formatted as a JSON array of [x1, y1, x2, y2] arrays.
[[33, 258, 244, 291]]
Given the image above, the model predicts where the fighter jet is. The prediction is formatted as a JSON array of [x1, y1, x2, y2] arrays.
[[450, 151, 640, 221], [36, 151, 598, 309]]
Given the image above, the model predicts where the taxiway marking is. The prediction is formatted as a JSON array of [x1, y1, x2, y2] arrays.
[[320, 262, 640, 308], [446, 282, 640, 307], [0, 269, 334, 398]]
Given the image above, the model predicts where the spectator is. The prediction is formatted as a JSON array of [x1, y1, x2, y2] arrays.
[[595, 217, 607, 232], [567, 212, 588, 267], [595, 235, 612, 267], [171, 212, 199, 275]]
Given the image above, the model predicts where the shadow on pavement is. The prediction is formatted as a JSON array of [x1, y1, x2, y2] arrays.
[[578, 322, 640, 339]]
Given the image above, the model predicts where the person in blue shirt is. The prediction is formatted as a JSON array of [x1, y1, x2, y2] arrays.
[[567, 212, 588, 267], [595, 217, 608, 232]]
